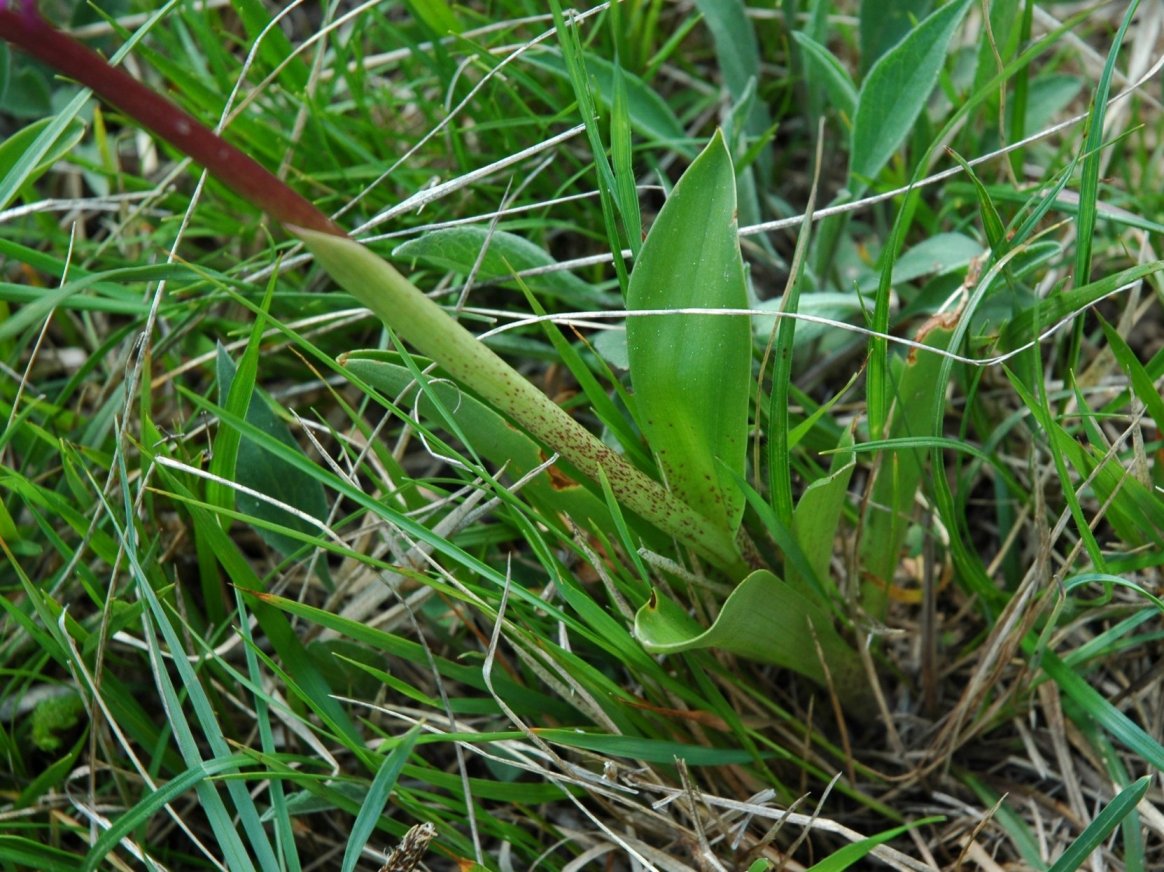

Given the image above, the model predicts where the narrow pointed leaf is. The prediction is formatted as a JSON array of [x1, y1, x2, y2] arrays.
[[1045, 777, 1149, 872], [791, 32, 857, 122], [849, 0, 973, 190], [341, 725, 423, 872]]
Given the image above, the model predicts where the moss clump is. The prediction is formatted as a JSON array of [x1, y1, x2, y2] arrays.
[[30, 692, 85, 752]]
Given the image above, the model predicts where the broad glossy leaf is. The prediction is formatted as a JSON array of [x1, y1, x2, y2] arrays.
[[625, 130, 750, 533], [849, 0, 973, 190], [634, 570, 864, 697]]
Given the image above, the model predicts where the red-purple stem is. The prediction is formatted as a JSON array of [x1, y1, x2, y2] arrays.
[[0, 1, 344, 237]]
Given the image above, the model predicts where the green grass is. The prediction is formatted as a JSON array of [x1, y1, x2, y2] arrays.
[[2, 1, 1163, 869]]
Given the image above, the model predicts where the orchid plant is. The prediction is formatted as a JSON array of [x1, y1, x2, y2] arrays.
[[0, 0, 870, 700]]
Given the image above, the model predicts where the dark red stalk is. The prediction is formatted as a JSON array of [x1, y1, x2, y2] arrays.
[[0, 1, 344, 237]]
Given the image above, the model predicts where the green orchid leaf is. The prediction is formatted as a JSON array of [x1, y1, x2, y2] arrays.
[[625, 130, 751, 535], [634, 569, 864, 697], [296, 228, 747, 574], [858, 317, 955, 616], [341, 352, 620, 540], [792, 427, 856, 593]]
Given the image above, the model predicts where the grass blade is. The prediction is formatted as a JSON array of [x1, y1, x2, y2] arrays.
[[341, 725, 423, 872], [1073, 0, 1140, 289], [1045, 776, 1150, 872]]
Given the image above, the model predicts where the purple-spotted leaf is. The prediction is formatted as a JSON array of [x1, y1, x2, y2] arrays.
[[297, 227, 748, 576], [626, 130, 751, 535]]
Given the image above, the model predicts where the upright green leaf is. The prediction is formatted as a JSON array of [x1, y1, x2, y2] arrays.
[[691, 0, 771, 163], [1045, 777, 1150, 872], [791, 32, 858, 123], [859, 318, 955, 616], [215, 347, 331, 570], [849, 0, 973, 191], [341, 725, 423, 872], [1074, 0, 1139, 293], [626, 130, 750, 534], [611, 55, 643, 258], [792, 428, 856, 591], [691, 0, 772, 231], [692, 0, 762, 110], [858, 0, 934, 73]]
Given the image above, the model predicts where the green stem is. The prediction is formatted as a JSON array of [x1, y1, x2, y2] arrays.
[[0, 2, 747, 577], [297, 227, 748, 576]]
